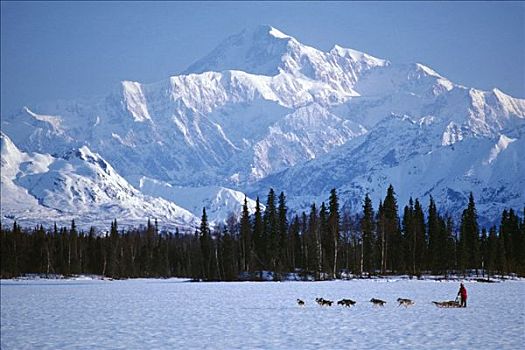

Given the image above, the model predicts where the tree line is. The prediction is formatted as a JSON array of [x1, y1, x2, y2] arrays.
[[1, 186, 524, 280]]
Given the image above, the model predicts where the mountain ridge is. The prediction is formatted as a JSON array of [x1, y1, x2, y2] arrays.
[[2, 25, 524, 228]]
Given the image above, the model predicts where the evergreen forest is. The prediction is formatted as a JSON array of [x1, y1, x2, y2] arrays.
[[2, 186, 524, 280]]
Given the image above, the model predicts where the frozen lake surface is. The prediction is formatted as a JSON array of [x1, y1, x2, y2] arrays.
[[1, 278, 524, 349]]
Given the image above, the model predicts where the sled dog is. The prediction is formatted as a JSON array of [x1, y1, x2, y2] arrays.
[[370, 298, 386, 306], [337, 299, 356, 307], [397, 298, 414, 307], [315, 297, 333, 306]]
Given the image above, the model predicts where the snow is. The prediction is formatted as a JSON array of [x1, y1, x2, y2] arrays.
[[268, 26, 291, 39], [137, 176, 261, 224], [1, 133, 198, 230], [415, 63, 443, 78], [442, 122, 464, 146], [185, 25, 292, 77], [492, 88, 525, 117], [1, 279, 523, 349], [251, 113, 525, 226], [121, 81, 152, 122], [331, 44, 388, 67], [484, 134, 517, 165], [1, 25, 525, 227], [249, 103, 366, 180], [22, 107, 64, 132]]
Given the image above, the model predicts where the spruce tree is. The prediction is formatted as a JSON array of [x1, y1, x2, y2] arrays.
[[44, 225, 56, 276], [288, 215, 301, 270], [480, 228, 488, 277], [239, 197, 252, 272], [360, 194, 375, 275], [427, 196, 440, 273], [507, 209, 520, 272], [517, 210, 525, 276], [252, 197, 264, 272], [413, 199, 427, 275], [459, 192, 480, 273], [376, 200, 385, 274], [220, 226, 237, 281], [341, 210, 354, 274], [319, 202, 330, 276], [328, 188, 340, 279], [264, 189, 278, 271], [107, 219, 120, 278], [308, 203, 321, 279], [485, 226, 496, 278], [199, 208, 212, 280], [402, 199, 415, 275], [1, 226, 9, 277], [190, 229, 203, 279], [495, 228, 507, 275], [444, 216, 456, 273], [436, 216, 452, 276], [300, 212, 309, 274], [65, 220, 77, 275], [381, 185, 401, 273], [70, 220, 80, 275], [277, 192, 289, 272]]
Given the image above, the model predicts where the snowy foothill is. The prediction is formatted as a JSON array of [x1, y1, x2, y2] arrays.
[[1, 278, 524, 349]]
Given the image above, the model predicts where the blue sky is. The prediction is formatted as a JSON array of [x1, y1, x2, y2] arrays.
[[1, 1, 524, 115]]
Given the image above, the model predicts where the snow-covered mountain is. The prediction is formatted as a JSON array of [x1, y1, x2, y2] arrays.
[[137, 176, 262, 224], [252, 114, 525, 227], [1, 132, 199, 230], [2, 25, 524, 228]]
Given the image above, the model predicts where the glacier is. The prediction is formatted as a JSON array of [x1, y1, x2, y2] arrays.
[[1, 24, 524, 229]]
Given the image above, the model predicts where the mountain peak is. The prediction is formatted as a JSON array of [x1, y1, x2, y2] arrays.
[[184, 24, 389, 86], [414, 63, 443, 78], [184, 25, 294, 76], [330, 44, 387, 66], [267, 26, 292, 39], [0, 131, 21, 162], [244, 24, 293, 40], [3, 25, 524, 229]]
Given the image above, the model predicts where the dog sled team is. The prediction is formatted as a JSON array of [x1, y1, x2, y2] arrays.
[[432, 283, 467, 308], [297, 283, 467, 308], [300, 297, 407, 308]]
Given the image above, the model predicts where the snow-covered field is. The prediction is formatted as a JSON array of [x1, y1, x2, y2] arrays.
[[1, 279, 524, 349]]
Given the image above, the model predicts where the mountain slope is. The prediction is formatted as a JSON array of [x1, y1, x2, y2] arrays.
[[1, 25, 387, 186], [1, 132, 198, 230], [251, 115, 525, 225], [137, 177, 262, 223], [1, 25, 524, 227]]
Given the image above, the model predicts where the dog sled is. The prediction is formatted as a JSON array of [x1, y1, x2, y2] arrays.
[[432, 297, 462, 308]]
